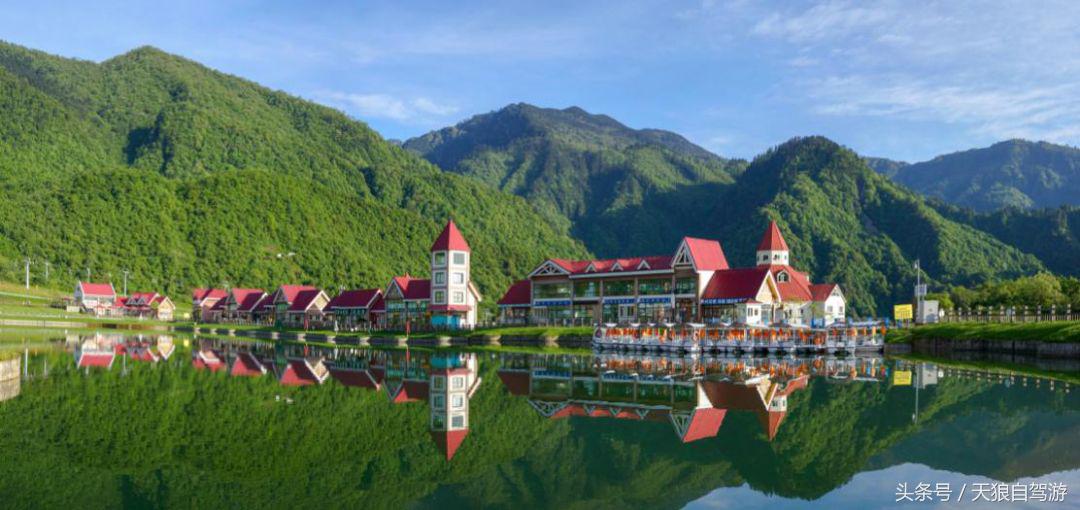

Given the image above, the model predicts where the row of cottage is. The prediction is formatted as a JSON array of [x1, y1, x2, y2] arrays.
[[192, 218, 846, 331], [193, 220, 482, 331], [73, 281, 176, 321]]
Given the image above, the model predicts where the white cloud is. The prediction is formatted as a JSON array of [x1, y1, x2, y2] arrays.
[[315, 92, 459, 123]]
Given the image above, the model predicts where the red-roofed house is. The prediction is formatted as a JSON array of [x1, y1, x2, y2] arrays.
[[500, 220, 845, 326], [752, 221, 845, 326], [124, 292, 176, 321], [265, 285, 319, 327], [325, 289, 382, 330], [74, 281, 117, 316], [192, 288, 227, 322], [282, 288, 330, 329], [497, 280, 531, 325]]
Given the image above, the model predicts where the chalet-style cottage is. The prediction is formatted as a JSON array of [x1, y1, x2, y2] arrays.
[[381, 220, 482, 330], [259, 285, 328, 328], [192, 288, 227, 322], [125, 292, 176, 321], [74, 281, 117, 315], [325, 289, 383, 330], [208, 288, 267, 323], [499, 221, 846, 327]]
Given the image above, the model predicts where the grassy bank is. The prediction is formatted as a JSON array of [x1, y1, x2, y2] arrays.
[[895, 352, 1080, 385], [886, 321, 1080, 344]]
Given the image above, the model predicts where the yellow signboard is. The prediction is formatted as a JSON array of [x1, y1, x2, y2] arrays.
[[894, 304, 913, 321], [892, 370, 912, 386]]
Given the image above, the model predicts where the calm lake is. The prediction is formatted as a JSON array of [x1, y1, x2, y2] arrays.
[[0, 331, 1077, 509]]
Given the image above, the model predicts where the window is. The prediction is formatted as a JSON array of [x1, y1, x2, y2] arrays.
[[452, 252, 465, 265], [453, 291, 464, 304], [451, 415, 465, 428], [432, 376, 445, 390], [777, 271, 789, 283], [637, 278, 672, 295], [451, 394, 464, 409], [452, 376, 465, 389], [573, 280, 600, 298], [773, 253, 780, 260], [675, 277, 696, 295], [603, 280, 634, 296], [433, 394, 445, 410], [433, 252, 447, 266], [452, 272, 464, 284], [533, 281, 571, 299], [434, 271, 446, 285], [434, 290, 446, 304]]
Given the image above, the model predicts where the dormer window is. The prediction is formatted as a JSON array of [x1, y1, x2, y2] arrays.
[[611, 262, 622, 272], [585, 262, 597, 273], [777, 271, 790, 283], [637, 260, 650, 270]]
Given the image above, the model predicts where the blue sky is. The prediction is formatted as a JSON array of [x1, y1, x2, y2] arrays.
[[2, 0, 1078, 161]]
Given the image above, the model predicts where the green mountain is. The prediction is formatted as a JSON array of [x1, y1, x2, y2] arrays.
[[702, 137, 1044, 315], [935, 204, 1080, 276], [863, 156, 908, 178], [0, 42, 589, 301], [403, 103, 747, 256], [878, 140, 1080, 211]]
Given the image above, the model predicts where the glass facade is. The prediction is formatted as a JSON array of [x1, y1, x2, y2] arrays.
[[637, 278, 672, 295], [573, 280, 600, 298], [636, 302, 670, 322], [603, 280, 634, 296], [533, 281, 571, 299], [675, 277, 696, 295]]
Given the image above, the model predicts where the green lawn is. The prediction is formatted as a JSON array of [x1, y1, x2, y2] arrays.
[[887, 321, 1080, 344]]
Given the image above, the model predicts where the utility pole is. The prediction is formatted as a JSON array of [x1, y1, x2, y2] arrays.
[[122, 269, 130, 296], [44, 262, 49, 283], [24, 258, 31, 290], [85, 267, 91, 281]]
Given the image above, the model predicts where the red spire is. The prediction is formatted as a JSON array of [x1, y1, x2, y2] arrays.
[[431, 429, 469, 460], [430, 220, 471, 252], [757, 220, 790, 251]]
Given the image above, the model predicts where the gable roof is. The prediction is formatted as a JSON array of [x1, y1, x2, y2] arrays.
[[431, 430, 469, 461], [498, 280, 532, 306], [701, 267, 774, 302], [810, 283, 840, 301], [78, 281, 115, 297], [192, 288, 228, 302], [546, 255, 673, 276], [431, 219, 471, 252], [757, 221, 790, 251], [681, 237, 730, 271], [229, 289, 267, 312], [766, 265, 813, 302], [326, 289, 382, 310], [675, 408, 727, 443], [287, 289, 326, 312], [389, 276, 431, 301], [275, 285, 318, 304]]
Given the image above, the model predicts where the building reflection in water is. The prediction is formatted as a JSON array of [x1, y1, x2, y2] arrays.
[[0, 357, 19, 402], [497, 353, 886, 442]]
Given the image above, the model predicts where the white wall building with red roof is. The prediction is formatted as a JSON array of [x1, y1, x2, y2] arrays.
[[74, 281, 118, 316], [499, 220, 846, 327]]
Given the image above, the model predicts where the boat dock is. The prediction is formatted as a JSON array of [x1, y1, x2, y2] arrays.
[[592, 323, 884, 355]]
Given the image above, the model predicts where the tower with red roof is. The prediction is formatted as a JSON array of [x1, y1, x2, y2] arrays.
[[756, 220, 791, 266], [429, 220, 482, 329]]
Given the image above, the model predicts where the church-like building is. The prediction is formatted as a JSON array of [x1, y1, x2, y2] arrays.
[[377, 220, 483, 330], [498, 220, 845, 327]]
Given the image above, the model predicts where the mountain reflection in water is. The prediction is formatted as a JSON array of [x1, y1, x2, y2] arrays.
[[0, 332, 1075, 509]]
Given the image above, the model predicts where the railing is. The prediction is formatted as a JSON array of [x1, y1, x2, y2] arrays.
[[940, 305, 1079, 323]]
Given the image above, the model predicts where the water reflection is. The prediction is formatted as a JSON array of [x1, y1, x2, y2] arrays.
[[0, 358, 18, 402], [8, 333, 1076, 508]]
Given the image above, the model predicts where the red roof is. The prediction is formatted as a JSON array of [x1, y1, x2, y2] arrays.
[[77, 352, 116, 368], [287, 289, 325, 312], [390, 276, 431, 301], [498, 281, 532, 306], [682, 237, 730, 270], [757, 221, 790, 251], [329, 367, 380, 389], [810, 283, 839, 301], [388, 380, 430, 402], [679, 408, 727, 443], [548, 255, 673, 276], [369, 294, 385, 312], [79, 281, 115, 297], [231, 352, 267, 377], [431, 219, 471, 253], [701, 268, 772, 302], [326, 289, 381, 310], [276, 285, 318, 304], [767, 265, 813, 302], [497, 370, 531, 395], [229, 288, 267, 312], [280, 359, 321, 386], [758, 410, 787, 441], [192, 288, 227, 302], [431, 429, 469, 460]]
